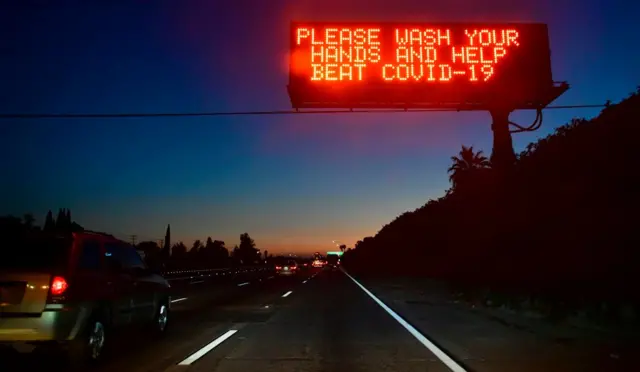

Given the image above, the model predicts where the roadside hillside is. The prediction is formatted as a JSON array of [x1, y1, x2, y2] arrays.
[[344, 87, 640, 323]]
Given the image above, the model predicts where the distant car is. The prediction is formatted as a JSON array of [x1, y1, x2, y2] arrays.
[[312, 259, 325, 268], [275, 260, 299, 276], [0, 230, 171, 366], [325, 255, 340, 270], [299, 260, 311, 271]]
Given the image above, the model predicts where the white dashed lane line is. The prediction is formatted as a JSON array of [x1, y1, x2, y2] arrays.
[[170, 272, 315, 369], [282, 291, 293, 298], [177, 329, 238, 366]]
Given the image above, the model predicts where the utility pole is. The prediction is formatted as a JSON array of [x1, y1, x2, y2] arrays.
[[130, 235, 137, 246]]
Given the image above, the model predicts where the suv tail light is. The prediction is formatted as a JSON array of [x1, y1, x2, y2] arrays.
[[50, 276, 69, 296], [275, 266, 282, 270]]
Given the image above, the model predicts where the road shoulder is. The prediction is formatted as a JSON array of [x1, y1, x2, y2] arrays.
[[358, 276, 637, 372]]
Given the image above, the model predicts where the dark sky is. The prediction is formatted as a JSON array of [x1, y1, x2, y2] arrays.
[[1, 0, 637, 253]]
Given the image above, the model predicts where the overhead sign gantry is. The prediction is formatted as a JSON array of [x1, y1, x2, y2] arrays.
[[287, 22, 568, 168], [288, 22, 565, 110]]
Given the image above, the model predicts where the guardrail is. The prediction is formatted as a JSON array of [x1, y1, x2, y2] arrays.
[[161, 266, 273, 281]]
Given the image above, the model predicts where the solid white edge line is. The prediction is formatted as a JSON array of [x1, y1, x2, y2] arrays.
[[177, 329, 238, 365], [343, 271, 467, 372], [170, 297, 188, 304], [282, 291, 293, 298], [237, 282, 250, 287]]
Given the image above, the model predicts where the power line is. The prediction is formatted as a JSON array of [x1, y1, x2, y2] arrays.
[[541, 104, 606, 110], [0, 103, 608, 120]]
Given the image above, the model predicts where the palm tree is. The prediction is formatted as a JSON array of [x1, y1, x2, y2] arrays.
[[447, 145, 491, 190]]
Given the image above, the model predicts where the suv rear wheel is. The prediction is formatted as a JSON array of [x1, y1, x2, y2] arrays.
[[152, 301, 169, 335], [68, 316, 107, 368]]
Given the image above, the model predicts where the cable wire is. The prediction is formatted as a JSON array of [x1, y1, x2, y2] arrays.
[[0, 103, 609, 120], [509, 109, 543, 133]]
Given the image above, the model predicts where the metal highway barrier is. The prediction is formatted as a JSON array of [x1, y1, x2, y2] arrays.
[[161, 266, 274, 283]]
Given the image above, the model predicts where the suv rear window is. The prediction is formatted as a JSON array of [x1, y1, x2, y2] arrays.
[[0, 235, 72, 271]]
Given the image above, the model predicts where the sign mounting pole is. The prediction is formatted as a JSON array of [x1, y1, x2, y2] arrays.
[[489, 108, 517, 172]]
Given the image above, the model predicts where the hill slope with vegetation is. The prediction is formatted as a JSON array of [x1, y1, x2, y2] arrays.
[[344, 88, 640, 323]]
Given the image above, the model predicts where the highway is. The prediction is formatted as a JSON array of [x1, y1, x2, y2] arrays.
[[2, 267, 637, 372]]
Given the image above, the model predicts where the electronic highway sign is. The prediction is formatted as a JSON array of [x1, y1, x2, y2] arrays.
[[288, 22, 562, 110]]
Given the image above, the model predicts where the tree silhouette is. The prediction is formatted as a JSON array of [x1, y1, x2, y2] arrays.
[[212, 240, 229, 266], [40, 208, 83, 233], [55, 208, 67, 230], [162, 224, 171, 261], [447, 145, 491, 190], [0, 215, 25, 239], [203, 237, 227, 267], [239, 233, 255, 249], [237, 233, 259, 265], [231, 245, 240, 263], [172, 242, 187, 257], [137, 241, 161, 269], [22, 213, 35, 230], [190, 240, 203, 256], [3, 210, 262, 272], [205, 237, 215, 252], [43, 210, 55, 231]]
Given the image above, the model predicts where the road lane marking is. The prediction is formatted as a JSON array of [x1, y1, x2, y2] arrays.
[[191, 280, 204, 284], [237, 282, 250, 287], [177, 329, 238, 365], [302, 280, 307, 284], [268, 276, 274, 279], [171, 297, 188, 304], [282, 291, 293, 298], [343, 271, 467, 372]]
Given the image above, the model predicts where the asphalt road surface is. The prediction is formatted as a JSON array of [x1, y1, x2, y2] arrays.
[[2, 267, 634, 372]]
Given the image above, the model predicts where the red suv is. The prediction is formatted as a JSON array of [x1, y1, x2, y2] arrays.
[[0, 230, 171, 366]]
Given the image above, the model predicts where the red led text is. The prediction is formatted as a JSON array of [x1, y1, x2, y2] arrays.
[[292, 26, 521, 83], [296, 27, 382, 81]]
